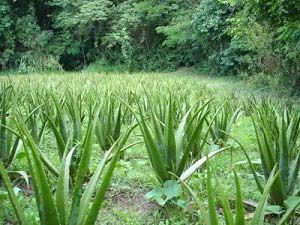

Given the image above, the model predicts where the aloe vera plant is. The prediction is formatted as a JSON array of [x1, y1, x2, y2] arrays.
[[0, 107, 135, 225], [65, 92, 84, 147], [208, 102, 242, 147], [180, 164, 279, 225], [45, 95, 73, 160], [226, 102, 300, 208], [22, 99, 51, 159], [0, 161, 27, 225], [251, 105, 300, 206], [44, 94, 86, 177], [96, 95, 123, 151], [0, 85, 23, 168], [149, 96, 191, 127], [134, 98, 221, 183]]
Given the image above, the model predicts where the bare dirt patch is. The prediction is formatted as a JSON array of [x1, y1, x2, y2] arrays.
[[107, 187, 157, 216]]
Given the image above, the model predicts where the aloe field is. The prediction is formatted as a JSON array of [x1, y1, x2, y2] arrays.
[[0, 71, 300, 225]]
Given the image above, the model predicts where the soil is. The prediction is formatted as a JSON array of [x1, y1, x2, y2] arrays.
[[107, 187, 157, 216]]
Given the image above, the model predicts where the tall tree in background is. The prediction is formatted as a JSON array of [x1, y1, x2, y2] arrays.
[[50, 0, 112, 69], [0, 0, 299, 93]]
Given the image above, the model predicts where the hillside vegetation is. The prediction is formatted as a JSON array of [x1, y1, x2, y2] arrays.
[[0, 0, 299, 93]]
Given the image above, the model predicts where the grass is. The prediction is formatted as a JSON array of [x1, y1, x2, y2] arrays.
[[0, 69, 299, 224]]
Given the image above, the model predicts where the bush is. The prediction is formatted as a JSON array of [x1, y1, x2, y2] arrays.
[[18, 53, 62, 74], [84, 60, 128, 73]]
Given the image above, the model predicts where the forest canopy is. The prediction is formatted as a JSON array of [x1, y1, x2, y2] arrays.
[[0, 0, 299, 91]]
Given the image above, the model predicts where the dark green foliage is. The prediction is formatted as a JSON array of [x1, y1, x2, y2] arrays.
[[191, 0, 236, 74], [0, 0, 299, 92]]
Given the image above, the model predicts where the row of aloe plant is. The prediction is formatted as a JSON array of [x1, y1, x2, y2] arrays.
[[1, 83, 300, 224], [0, 85, 137, 224], [0, 104, 137, 225], [130, 95, 300, 223]]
